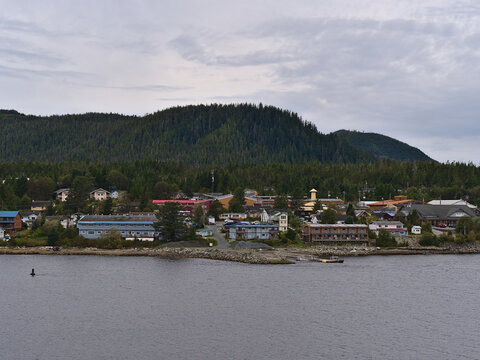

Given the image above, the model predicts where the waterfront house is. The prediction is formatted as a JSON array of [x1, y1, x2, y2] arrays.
[[228, 222, 279, 241], [20, 212, 41, 226], [369, 221, 407, 237], [303, 223, 369, 244], [45, 215, 77, 228], [77, 213, 157, 241], [411, 225, 422, 235], [398, 204, 479, 228], [0, 211, 22, 232]]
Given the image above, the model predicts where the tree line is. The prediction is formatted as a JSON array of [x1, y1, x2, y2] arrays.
[[0, 159, 479, 213]]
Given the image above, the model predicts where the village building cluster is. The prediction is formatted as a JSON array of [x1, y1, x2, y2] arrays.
[[1, 185, 479, 245]]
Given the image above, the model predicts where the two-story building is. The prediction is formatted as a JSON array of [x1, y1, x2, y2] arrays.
[[303, 223, 369, 244], [368, 221, 408, 237], [0, 211, 22, 232], [54, 188, 70, 202], [260, 209, 288, 232], [228, 222, 279, 241], [89, 188, 111, 201], [77, 213, 157, 241]]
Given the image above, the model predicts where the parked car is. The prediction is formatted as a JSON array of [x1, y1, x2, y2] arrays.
[[436, 223, 447, 228]]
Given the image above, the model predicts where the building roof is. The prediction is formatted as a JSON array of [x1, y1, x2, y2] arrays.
[[90, 188, 110, 194], [428, 199, 477, 209], [371, 221, 404, 226], [401, 204, 479, 220], [78, 213, 156, 223], [229, 222, 278, 228], [368, 199, 421, 207], [152, 200, 207, 205], [306, 224, 368, 228], [32, 200, 50, 206], [55, 188, 70, 194], [0, 211, 19, 217]]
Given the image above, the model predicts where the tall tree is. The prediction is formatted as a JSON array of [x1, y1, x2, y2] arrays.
[[321, 208, 337, 224], [154, 202, 188, 242], [207, 200, 225, 219], [229, 187, 245, 212], [274, 194, 289, 209], [66, 176, 94, 213]]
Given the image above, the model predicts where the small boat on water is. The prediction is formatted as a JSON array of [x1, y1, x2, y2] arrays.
[[319, 256, 344, 263]]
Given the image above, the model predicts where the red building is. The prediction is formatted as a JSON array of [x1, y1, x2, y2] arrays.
[[0, 211, 22, 232], [152, 200, 212, 214]]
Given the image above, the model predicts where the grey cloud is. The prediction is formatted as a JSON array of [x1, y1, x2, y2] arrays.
[[0, 47, 67, 66], [169, 34, 296, 67], [0, 64, 89, 80], [95, 84, 190, 92]]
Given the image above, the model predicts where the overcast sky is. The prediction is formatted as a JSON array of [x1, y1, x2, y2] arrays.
[[1, 0, 479, 163]]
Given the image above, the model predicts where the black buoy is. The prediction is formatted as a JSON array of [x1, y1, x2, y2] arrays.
[[30, 268, 35, 276]]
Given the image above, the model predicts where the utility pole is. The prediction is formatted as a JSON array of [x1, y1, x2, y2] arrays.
[[211, 169, 214, 194]]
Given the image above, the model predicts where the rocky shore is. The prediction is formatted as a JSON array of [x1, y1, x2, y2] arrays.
[[1, 243, 480, 264]]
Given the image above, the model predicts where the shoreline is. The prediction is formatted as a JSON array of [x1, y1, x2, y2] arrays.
[[1, 244, 480, 264]]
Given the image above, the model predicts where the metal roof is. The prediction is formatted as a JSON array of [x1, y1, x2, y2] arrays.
[[0, 211, 19, 217]]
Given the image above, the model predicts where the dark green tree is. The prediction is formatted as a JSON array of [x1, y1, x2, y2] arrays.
[[207, 200, 225, 219], [274, 194, 289, 209], [193, 204, 204, 226], [102, 198, 113, 215], [321, 208, 337, 224], [229, 187, 245, 213], [376, 229, 397, 247], [65, 176, 94, 213], [154, 202, 188, 242], [106, 170, 129, 190]]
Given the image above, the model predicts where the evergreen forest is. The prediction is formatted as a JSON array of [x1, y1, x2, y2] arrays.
[[0, 104, 428, 164]]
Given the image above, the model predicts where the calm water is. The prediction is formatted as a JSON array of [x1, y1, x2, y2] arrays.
[[0, 254, 479, 360]]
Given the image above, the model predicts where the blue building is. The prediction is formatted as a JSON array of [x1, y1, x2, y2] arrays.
[[228, 222, 279, 241], [77, 213, 157, 241]]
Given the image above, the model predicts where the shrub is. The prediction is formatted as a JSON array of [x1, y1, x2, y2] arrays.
[[376, 229, 397, 247], [96, 229, 123, 249], [419, 233, 440, 246]]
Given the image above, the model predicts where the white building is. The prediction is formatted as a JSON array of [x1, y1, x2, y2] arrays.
[[261, 209, 288, 232], [55, 188, 70, 202], [411, 225, 422, 235], [428, 199, 477, 209], [369, 221, 408, 237], [89, 188, 111, 201]]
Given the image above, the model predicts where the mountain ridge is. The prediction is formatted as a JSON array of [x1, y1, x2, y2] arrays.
[[334, 129, 433, 162], [0, 104, 431, 164]]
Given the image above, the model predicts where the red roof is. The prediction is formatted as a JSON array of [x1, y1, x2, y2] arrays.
[[152, 200, 207, 205]]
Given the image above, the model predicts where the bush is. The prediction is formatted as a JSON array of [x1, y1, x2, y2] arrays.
[[376, 229, 397, 247], [419, 233, 440, 246], [96, 229, 123, 249]]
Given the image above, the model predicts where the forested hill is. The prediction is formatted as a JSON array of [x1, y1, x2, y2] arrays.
[[334, 130, 433, 162], [0, 104, 371, 164], [0, 105, 428, 164]]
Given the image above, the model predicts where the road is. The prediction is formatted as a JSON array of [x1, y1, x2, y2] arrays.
[[206, 223, 230, 249]]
